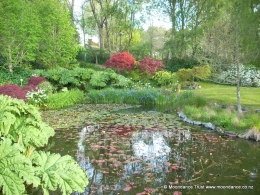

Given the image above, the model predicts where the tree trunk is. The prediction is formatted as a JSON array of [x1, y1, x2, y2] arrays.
[[236, 63, 242, 113], [234, 15, 242, 113]]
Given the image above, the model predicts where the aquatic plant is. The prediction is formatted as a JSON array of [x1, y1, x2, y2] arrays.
[[86, 88, 175, 105]]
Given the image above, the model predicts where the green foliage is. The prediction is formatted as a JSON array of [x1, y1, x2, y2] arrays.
[[31, 151, 88, 195], [38, 81, 55, 95], [111, 74, 132, 88], [0, 95, 88, 195], [176, 68, 192, 82], [26, 88, 48, 108], [0, 0, 40, 72], [191, 65, 211, 80], [128, 68, 141, 81], [89, 71, 110, 88], [183, 105, 260, 133], [176, 65, 211, 82], [77, 48, 110, 65], [0, 67, 31, 86], [86, 88, 175, 105], [32, 67, 132, 90], [46, 90, 84, 110], [79, 62, 104, 71], [0, 95, 54, 148], [34, 0, 78, 69], [174, 91, 207, 110], [0, 138, 40, 195], [152, 71, 178, 86], [165, 57, 200, 72]]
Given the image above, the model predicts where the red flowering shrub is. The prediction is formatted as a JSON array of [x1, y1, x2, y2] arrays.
[[28, 76, 48, 86], [138, 57, 164, 75], [105, 52, 136, 72], [0, 84, 27, 101], [22, 84, 38, 93]]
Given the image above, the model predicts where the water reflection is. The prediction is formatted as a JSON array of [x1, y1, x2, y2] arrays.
[[132, 131, 171, 157], [48, 123, 260, 195]]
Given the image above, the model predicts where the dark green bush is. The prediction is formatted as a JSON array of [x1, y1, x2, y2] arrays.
[[76, 49, 110, 65], [164, 57, 200, 72], [0, 67, 31, 86], [79, 62, 104, 71]]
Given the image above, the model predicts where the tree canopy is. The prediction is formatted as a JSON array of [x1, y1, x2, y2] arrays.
[[0, 0, 259, 72]]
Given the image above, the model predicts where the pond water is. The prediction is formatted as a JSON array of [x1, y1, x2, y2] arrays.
[[44, 105, 260, 195]]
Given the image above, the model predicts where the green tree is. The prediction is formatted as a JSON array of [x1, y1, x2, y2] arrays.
[[34, 0, 79, 69], [0, 0, 40, 73]]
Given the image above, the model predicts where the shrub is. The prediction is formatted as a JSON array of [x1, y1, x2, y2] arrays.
[[176, 68, 192, 82], [164, 56, 200, 72], [79, 62, 104, 71], [0, 67, 31, 86], [22, 84, 38, 93], [110, 74, 132, 88], [38, 81, 54, 95], [138, 56, 164, 75], [26, 88, 48, 108], [176, 65, 211, 82], [89, 71, 110, 88], [105, 51, 136, 72], [152, 71, 178, 86], [0, 84, 27, 101], [28, 76, 48, 86], [46, 89, 84, 109], [213, 64, 260, 87]]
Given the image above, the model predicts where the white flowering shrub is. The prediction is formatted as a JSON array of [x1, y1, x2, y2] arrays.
[[215, 65, 260, 87], [26, 88, 48, 107]]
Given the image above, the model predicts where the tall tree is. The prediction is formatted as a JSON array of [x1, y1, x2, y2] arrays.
[[0, 0, 40, 73], [34, 0, 78, 69]]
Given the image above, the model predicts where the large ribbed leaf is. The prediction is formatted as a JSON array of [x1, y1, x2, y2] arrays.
[[0, 95, 54, 149], [31, 151, 88, 195], [0, 138, 40, 195]]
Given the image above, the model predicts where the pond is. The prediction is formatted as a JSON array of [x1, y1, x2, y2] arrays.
[[42, 104, 260, 195]]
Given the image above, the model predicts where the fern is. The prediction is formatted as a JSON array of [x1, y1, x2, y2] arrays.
[[31, 151, 88, 195]]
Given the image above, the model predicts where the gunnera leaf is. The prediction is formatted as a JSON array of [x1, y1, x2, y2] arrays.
[[0, 138, 40, 195], [31, 151, 89, 195]]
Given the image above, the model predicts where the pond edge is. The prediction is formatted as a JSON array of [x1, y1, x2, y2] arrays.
[[177, 111, 260, 141]]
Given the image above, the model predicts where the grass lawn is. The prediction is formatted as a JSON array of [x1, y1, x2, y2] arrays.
[[194, 82, 260, 108]]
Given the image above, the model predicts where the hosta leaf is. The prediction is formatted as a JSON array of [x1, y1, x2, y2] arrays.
[[31, 151, 88, 195]]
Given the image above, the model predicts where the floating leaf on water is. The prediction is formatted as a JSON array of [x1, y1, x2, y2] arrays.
[[123, 186, 132, 191]]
